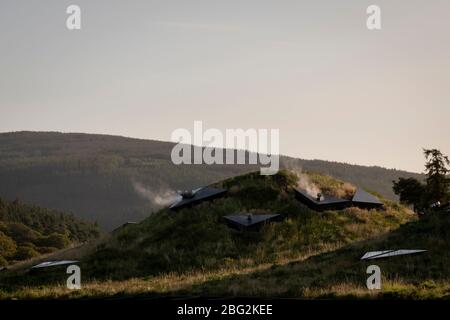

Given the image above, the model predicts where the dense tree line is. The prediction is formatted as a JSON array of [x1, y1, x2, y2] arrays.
[[0, 198, 100, 266]]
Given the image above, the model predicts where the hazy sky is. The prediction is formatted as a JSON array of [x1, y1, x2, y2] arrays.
[[1, 1, 449, 173]]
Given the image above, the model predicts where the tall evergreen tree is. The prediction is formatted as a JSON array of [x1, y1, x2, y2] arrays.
[[423, 148, 450, 204]]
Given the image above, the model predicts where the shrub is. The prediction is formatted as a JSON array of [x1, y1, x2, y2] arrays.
[[0, 231, 17, 259], [14, 245, 40, 260], [0, 254, 8, 267], [37, 246, 58, 254], [36, 233, 70, 249], [4, 223, 38, 244]]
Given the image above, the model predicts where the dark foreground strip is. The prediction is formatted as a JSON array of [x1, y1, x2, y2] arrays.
[[0, 297, 446, 319]]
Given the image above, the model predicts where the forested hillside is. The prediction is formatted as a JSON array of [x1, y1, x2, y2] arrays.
[[0, 198, 100, 267], [0, 132, 424, 230]]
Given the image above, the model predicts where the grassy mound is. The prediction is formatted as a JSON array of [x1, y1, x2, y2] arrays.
[[81, 170, 413, 280], [183, 212, 450, 299], [1, 170, 431, 299]]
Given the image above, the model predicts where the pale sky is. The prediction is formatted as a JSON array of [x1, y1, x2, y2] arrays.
[[1, 0, 449, 173]]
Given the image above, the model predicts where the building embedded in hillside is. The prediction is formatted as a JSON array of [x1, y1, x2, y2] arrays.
[[111, 221, 137, 234], [293, 188, 351, 211], [360, 249, 426, 260], [223, 213, 282, 231], [169, 187, 227, 210], [31, 260, 79, 271], [294, 187, 384, 211], [351, 189, 383, 209]]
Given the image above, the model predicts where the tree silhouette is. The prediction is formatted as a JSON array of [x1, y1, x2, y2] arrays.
[[392, 177, 425, 212], [423, 148, 450, 204], [393, 148, 450, 215]]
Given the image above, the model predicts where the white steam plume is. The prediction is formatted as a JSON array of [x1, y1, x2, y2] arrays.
[[297, 173, 321, 198], [282, 162, 322, 198], [132, 180, 181, 206]]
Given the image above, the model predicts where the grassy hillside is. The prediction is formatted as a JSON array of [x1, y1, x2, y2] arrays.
[[0, 131, 424, 230], [0, 198, 100, 267], [185, 212, 450, 299], [82, 171, 413, 280], [3, 170, 445, 300]]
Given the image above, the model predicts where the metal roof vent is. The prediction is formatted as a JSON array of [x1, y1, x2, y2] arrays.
[[316, 193, 323, 202], [247, 213, 253, 221], [180, 190, 195, 199]]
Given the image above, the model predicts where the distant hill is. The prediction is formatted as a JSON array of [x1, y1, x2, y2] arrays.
[[0, 198, 100, 267], [0, 131, 424, 230]]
